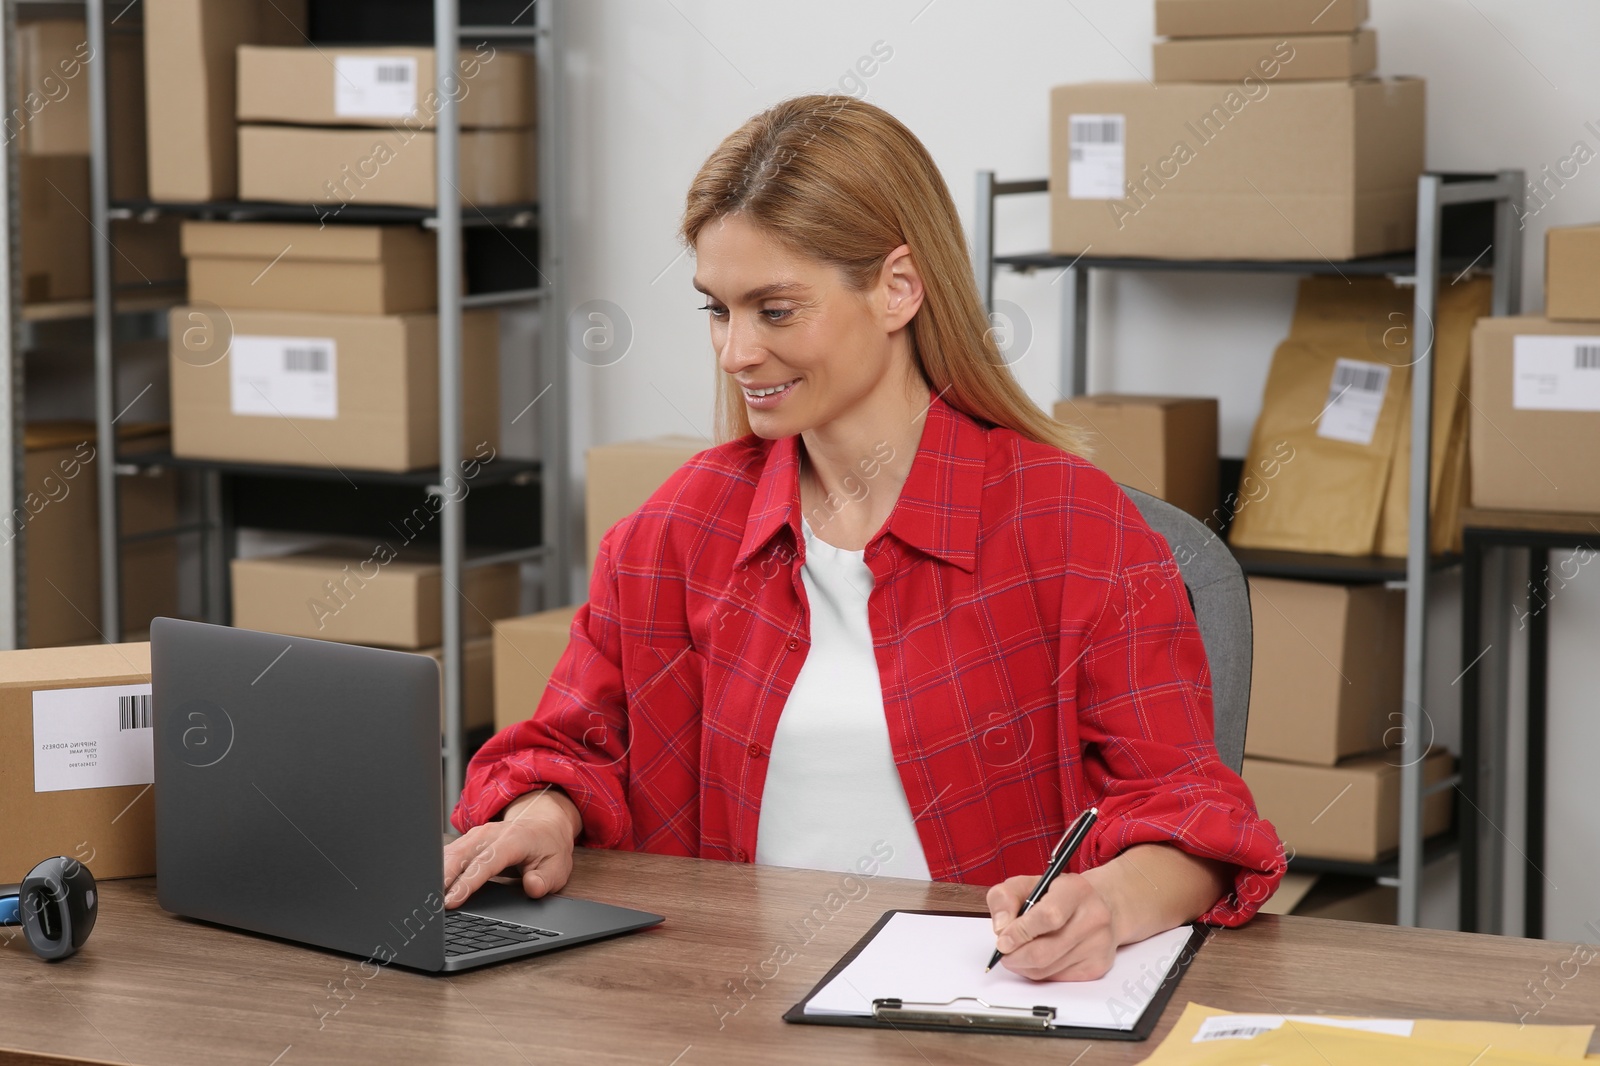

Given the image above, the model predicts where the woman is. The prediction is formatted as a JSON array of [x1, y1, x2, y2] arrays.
[[444, 95, 1284, 982]]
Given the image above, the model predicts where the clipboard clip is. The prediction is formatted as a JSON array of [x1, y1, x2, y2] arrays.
[[871, 997, 1057, 1031]]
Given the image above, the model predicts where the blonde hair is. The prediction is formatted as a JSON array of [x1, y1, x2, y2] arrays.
[[680, 94, 1089, 457]]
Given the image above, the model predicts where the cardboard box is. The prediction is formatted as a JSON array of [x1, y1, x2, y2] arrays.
[[19, 155, 91, 303], [492, 605, 582, 732], [1049, 78, 1424, 260], [12, 21, 147, 199], [237, 126, 535, 209], [11, 20, 92, 154], [1242, 748, 1453, 863], [585, 437, 709, 569], [420, 637, 493, 732], [1155, 0, 1369, 37], [21, 423, 179, 648], [1256, 871, 1319, 916], [1245, 576, 1404, 765], [1470, 316, 1600, 513], [1051, 395, 1218, 521], [231, 549, 520, 650], [144, 0, 308, 201], [167, 307, 499, 472], [20, 159, 183, 301], [1293, 875, 1396, 924], [237, 46, 533, 129], [114, 217, 186, 288], [1, 643, 157, 881], [1153, 30, 1377, 83], [182, 221, 437, 315], [1546, 224, 1600, 321]]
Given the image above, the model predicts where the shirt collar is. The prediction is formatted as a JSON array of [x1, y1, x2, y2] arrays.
[[734, 390, 987, 574]]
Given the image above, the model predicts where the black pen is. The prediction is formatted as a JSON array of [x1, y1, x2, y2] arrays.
[[985, 806, 1099, 973]]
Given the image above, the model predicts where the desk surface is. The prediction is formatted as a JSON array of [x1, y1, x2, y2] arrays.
[[2, 849, 1596, 1065]]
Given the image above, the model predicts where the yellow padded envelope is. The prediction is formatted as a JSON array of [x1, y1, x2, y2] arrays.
[[1141, 1004, 1594, 1064]]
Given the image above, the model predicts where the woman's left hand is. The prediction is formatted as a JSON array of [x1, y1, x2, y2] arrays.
[[985, 872, 1118, 981]]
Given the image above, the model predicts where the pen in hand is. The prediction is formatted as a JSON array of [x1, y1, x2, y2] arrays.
[[985, 807, 1099, 973]]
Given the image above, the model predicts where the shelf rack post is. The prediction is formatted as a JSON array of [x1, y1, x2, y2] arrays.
[[1399, 175, 1443, 927], [536, 0, 571, 608], [0, 0, 20, 650], [1401, 170, 1526, 927], [87, 0, 121, 642], [973, 170, 996, 310], [1456, 168, 1525, 934], [436, 0, 467, 813]]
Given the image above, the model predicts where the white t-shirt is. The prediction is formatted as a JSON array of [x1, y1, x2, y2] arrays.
[[753, 514, 933, 880]]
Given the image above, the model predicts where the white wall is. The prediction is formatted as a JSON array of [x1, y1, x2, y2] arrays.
[[558, 0, 1600, 938]]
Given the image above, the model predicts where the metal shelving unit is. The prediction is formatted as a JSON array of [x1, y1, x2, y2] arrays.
[[973, 168, 1525, 927], [0, 0, 18, 652], [0, 1, 572, 816]]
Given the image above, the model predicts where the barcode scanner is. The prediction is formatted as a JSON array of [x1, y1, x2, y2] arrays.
[[0, 857, 98, 961]]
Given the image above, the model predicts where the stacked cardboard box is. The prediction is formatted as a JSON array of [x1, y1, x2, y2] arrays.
[[1153, 0, 1376, 83], [144, 0, 309, 200], [492, 437, 707, 732], [1052, 0, 1420, 260], [2, 643, 158, 881], [231, 548, 520, 733], [1469, 224, 1600, 513], [1545, 224, 1600, 322], [236, 46, 535, 208], [14, 18, 182, 303], [168, 221, 499, 473], [1241, 575, 1453, 864], [1049, 396, 1219, 522], [20, 423, 179, 647], [1229, 275, 1493, 556]]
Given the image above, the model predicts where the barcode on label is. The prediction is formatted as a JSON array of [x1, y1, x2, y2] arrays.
[[1575, 345, 1600, 370], [376, 63, 411, 84], [1194, 1026, 1274, 1042], [284, 346, 330, 373], [1071, 117, 1124, 145], [1332, 361, 1388, 394], [118, 694, 151, 731]]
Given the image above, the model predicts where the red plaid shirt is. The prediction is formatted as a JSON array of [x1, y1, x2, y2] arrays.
[[454, 393, 1284, 925]]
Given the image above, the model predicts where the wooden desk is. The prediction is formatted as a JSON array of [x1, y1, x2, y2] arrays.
[[3, 849, 1596, 1065]]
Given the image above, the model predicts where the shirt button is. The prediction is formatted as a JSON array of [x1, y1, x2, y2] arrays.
[[733, 848, 748, 862], [787, 639, 799, 651], [747, 741, 764, 758]]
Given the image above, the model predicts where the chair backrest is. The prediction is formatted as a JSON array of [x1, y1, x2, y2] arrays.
[[1118, 486, 1252, 774]]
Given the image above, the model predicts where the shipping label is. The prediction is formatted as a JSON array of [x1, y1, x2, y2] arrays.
[[1068, 113, 1125, 199], [334, 55, 419, 119], [230, 334, 338, 420], [1513, 335, 1600, 411], [1316, 358, 1392, 446], [34, 683, 154, 793]]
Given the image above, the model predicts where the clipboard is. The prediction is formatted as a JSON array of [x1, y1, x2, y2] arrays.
[[783, 909, 1206, 1041]]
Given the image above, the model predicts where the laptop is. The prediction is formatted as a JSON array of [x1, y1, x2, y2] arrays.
[[150, 617, 663, 973]]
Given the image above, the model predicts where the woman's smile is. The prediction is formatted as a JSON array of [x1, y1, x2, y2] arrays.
[[741, 377, 801, 407]]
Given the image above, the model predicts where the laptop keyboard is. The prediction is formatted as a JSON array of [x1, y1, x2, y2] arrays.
[[444, 910, 562, 957]]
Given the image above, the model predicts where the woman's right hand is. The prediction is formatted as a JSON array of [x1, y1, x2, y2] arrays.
[[443, 787, 583, 908]]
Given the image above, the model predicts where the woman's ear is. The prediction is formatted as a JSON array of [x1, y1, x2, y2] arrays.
[[879, 244, 925, 331]]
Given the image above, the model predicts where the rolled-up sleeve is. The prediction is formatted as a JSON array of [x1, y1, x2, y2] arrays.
[[1067, 513, 1285, 926], [449, 524, 634, 848]]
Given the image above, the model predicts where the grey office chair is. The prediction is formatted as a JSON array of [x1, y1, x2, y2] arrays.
[[1119, 486, 1252, 774]]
